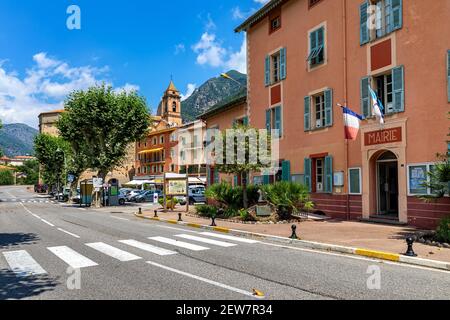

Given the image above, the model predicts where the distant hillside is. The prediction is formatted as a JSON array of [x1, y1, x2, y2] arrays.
[[0, 123, 38, 157], [181, 70, 247, 122]]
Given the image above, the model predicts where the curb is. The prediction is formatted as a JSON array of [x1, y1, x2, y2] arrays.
[[134, 212, 450, 272]]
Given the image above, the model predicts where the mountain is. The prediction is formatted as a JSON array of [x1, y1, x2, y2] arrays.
[[181, 70, 247, 122], [0, 123, 38, 157]]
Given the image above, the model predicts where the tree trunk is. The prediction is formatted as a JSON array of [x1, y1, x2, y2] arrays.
[[242, 171, 248, 209]]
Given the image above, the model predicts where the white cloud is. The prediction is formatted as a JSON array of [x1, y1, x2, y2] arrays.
[[232, 7, 245, 20], [114, 83, 140, 94], [254, 0, 270, 4], [181, 83, 197, 101], [0, 52, 139, 128], [174, 43, 186, 55], [225, 36, 247, 74]]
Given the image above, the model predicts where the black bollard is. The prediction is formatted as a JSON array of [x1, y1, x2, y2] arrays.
[[138, 208, 142, 215], [154, 210, 159, 218], [178, 213, 183, 222], [290, 225, 298, 240], [211, 216, 217, 227], [404, 237, 417, 257]]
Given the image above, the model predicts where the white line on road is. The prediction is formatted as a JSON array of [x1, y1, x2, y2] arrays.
[[110, 216, 129, 221], [47, 246, 98, 269], [118, 240, 177, 256], [175, 234, 237, 247], [148, 236, 209, 251], [199, 232, 260, 244], [2, 250, 47, 277], [154, 225, 201, 234], [86, 242, 142, 262], [146, 261, 257, 298], [40, 218, 55, 227], [57, 228, 81, 239]]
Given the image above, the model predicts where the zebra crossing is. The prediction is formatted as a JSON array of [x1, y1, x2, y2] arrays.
[[0, 198, 56, 204], [1, 233, 259, 277]]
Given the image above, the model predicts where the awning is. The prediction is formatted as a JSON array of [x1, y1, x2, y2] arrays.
[[123, 180, 154, 186], [188, 177, 206, 184], [138, 148, 164, 155]]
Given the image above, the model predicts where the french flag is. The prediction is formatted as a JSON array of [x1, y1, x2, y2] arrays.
[[342, 107, 364, 140]]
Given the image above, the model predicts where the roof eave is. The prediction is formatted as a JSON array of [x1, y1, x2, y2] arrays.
[[234, 0, 285, 33]]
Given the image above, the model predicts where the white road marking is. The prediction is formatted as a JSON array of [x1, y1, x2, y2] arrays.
[[200, 232, 260, 244], [118, 240, 177, 256], [40, 218, 55, 227], [146, 261, 257, 298], [175, 234, 237, 247], [148, 236, 209, 251], [154, 225, 201, 234], [2, 250, 47, 277], [86, 242, 142, 262], [47, 246, 98, 269], [110, 216, 129, 221], [57, 228, 81, 239]]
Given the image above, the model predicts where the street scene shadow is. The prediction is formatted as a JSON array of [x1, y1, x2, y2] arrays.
[[0, 233, 40, 248], [0, 268, 59, 300]]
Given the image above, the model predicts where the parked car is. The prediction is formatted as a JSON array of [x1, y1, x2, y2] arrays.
[[135, 190, 163, 203], [176, 186, 206, 205], [71, 189, 81, 204], [104, 192, 127, 206], [127, 189, 145, 202]]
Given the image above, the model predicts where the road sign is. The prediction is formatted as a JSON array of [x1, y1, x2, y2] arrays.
[[93, 178, 103, 188]]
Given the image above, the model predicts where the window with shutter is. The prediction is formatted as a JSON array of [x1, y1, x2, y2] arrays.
[[308, 27, 325, 67], [282, 161, 291, 182], [391, 0, 402, 31], [304, 96, 311, 131], [361, 77, 371, 118], [392, 65, 404, 113], [274, 106, 282, 138], [360, 1, 369, 45], [304, 158, 312, 192], [324, 89, 333, 127], [280, 48, 287, 80], [324, 156, 333, 194], [265, 56, 270, 86]]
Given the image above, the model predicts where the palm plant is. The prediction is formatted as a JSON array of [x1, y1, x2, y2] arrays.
[[420, 153, 450, 202]]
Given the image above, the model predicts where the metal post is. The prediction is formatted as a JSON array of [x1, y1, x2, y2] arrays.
[[178, 213, 183, 222], [290, 225, 299, 240], [210, 216, 217, 227], [154, 210, 158, 218], [404, 237, 417, 257]]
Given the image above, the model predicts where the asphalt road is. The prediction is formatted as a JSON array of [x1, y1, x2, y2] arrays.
[[1, 185, 449, 300]]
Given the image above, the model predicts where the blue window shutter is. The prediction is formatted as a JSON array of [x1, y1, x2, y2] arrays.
[[304, 158, 312, 192], [234, 175, 238, 187], [392, 65, 405, 113], [275, 106, 282, 138], [265, 55, 270, 86], [243, 116, 249, 126], [360, 1, 369, 45], [282, 160, 291, 182], [266, 109, 272, 132], [325, 156, 333, 194], [385, 0, 393, 34], [391, 0, 403, 31], [263, 175, 270, 185], [304, 96, 311, 131], [324, 89, 333, 127], [447, 50, 450, 103], [280, 48, 287, 80], [360, 77, 371, 118]]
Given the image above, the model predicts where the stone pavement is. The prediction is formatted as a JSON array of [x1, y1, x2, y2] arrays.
[[138, 206, 450, 264]]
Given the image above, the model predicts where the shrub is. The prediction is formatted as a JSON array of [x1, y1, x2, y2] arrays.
[[158, 196, 179, 211], [196, 205, 218, 218], [436, 216, 450, 243], [261, 182, 314, 220], [0, 170, 14, 186], [239, 209, 254, 222], [205, 182, 261, 209]]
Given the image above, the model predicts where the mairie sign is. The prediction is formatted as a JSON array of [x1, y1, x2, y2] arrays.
[[364, 127, 402, 146]]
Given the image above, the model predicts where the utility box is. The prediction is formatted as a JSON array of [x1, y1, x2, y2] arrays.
[[80, 179, 93, 207], [108, 179, 119, 206]]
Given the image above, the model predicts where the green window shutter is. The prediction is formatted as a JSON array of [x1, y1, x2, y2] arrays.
[[392, 65, 405, 113], [324, 88, 333, 127], [317, 27, 325, 64], [447, 50, 450, 103], [274, 106, 282, 138], [263, 175, 270, 185], [282, 160, 291, 182], [360, 1, 369, 45], [234, 175, 238, 187], [266, 109, 272, 132], [391, 0, 403, 31], [304, 96, 311, 131], [325, 156, 333, 194], [265, 55, 270, 86], [243, 116, 249, 126], [280, 48, 287, 80], [304, 158, 312, 192], [360, 77, 371, 118], [214, 168, 220, 184]]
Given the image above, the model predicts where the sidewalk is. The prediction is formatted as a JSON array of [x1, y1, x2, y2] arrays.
[[137, 207, 450, 266]]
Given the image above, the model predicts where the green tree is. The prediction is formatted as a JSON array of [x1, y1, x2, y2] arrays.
[[0, 119, 3, 158], [420, 153, 450, 201], [58, 84, 151, 180], [214, 124, 271, 209], [15, 159, 40, 185], [34, 134, 70, 191], [0, 169, 14, 186]]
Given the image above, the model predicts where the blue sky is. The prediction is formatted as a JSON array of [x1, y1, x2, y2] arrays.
[[0, 0, 269, 128]]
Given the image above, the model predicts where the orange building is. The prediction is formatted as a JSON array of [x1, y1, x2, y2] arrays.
[[236, 0, 450, 228], [135, 81, 182, 178]]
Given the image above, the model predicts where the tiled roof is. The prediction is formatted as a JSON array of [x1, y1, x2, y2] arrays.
[[39, 109, 65, 116], [166, 81, 179, 92]]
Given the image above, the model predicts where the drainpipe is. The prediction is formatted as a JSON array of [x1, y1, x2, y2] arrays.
[[343, 0, 350, 221]]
